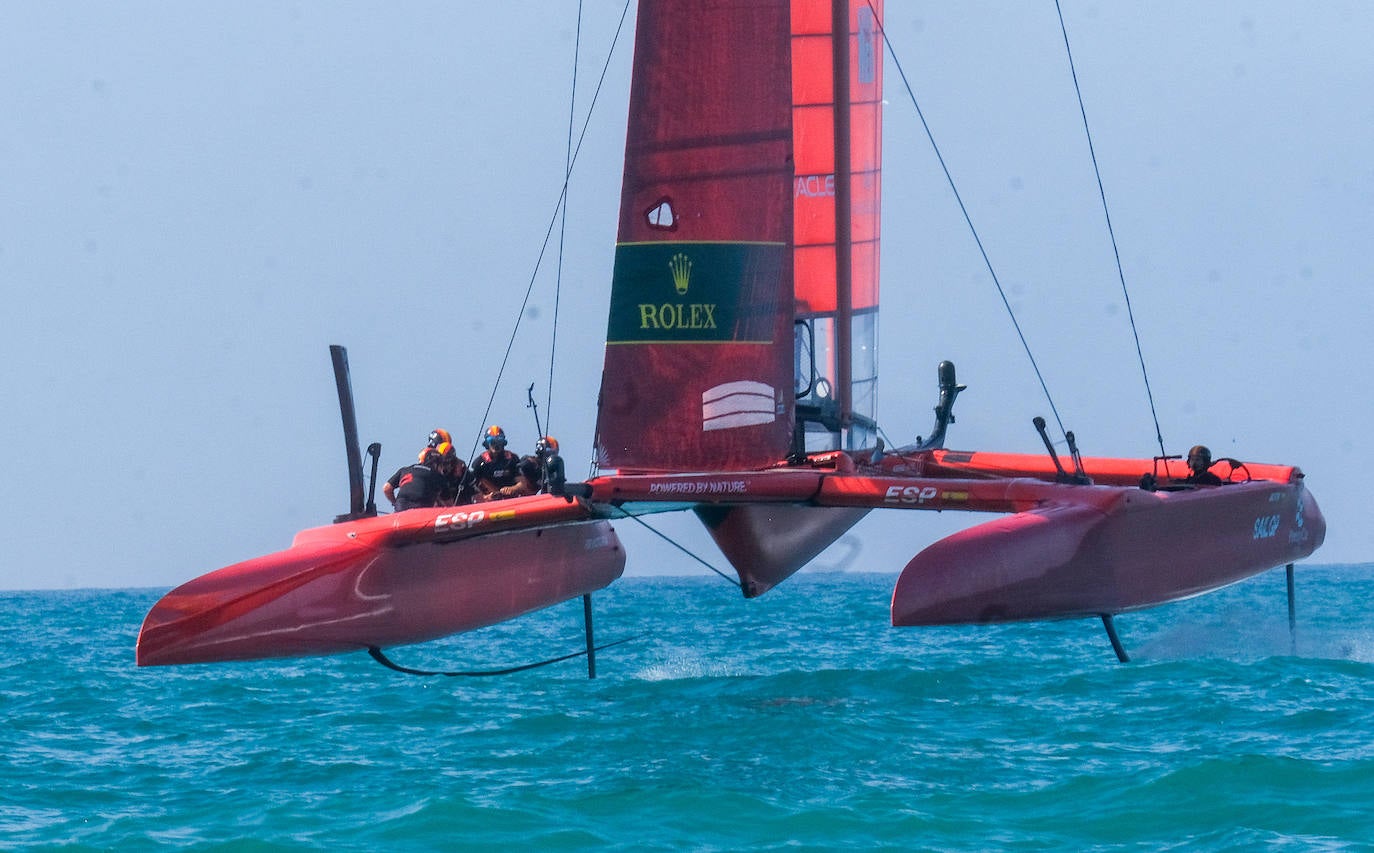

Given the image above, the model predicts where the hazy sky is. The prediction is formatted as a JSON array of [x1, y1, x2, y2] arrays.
[[4, 2, 1371, 591]]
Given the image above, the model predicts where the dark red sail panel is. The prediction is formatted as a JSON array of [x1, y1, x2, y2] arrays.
[[596, 0, 797, 472]]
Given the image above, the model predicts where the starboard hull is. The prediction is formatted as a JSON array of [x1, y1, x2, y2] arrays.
[[891, 479, 1325, 625], [137, 497, 625, 666]]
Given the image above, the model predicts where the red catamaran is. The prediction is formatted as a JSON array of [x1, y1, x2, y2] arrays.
[[137, 0, 1325, 670]]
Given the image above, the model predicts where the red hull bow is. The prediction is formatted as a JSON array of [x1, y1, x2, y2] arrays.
[[137, 496, 624, 666], [891, 479, 1325, 625]]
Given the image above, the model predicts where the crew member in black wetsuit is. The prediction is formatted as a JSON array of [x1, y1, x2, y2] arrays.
[[471, 425, 522, 501], [492, 435, 565, 500], [535, 435, 566, 496], [434, 441, 472, 505], [501, 451, 542, 500], [1184, 445, 1223, 485], [383, 446, 448, 511]]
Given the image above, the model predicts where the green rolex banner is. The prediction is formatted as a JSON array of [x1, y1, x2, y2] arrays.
[[606, 242, 786, 345]]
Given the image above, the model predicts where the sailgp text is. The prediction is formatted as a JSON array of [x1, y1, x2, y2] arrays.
[[1253, 514, 1281, 539]]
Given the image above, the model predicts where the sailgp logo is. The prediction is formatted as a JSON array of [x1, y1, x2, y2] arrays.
[[703, 380, 777, 431]]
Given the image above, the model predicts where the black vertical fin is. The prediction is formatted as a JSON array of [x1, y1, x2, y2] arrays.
[[1286, 563, 1297, 655], [330, 345, 368, 522], [1101, 613, 1130, 663], [583, 593, 597, 679]]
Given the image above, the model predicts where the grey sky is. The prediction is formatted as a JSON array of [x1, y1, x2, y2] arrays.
[[3, 2, 1370, 591]]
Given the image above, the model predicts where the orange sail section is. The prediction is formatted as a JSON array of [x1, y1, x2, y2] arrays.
[[792, 0, 883, 450], [596, 0, 885, 472], [791, 1, 882, 316]]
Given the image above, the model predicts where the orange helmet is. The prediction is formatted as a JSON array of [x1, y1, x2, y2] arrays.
[[427, 428, 452, 448], [536, 436, 559, 456], [418, 446, 442, 465], [433, 442, 461, 470], [483, 425, 507, 449]]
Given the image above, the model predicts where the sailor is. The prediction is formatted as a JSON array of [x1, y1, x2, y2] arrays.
[[535, 435, 567, 496], [1184, 445, 1223, 486], [470, 425, 523, 501], [383, 446, 448, 511], [488, 435, 566, 501], [434, 441, 472, 505], [491, 451, 541, 501]]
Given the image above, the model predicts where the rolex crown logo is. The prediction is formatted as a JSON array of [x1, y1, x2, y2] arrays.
[[669, 252, 692, 295]]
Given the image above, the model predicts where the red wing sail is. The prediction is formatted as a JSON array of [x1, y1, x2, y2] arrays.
[[597, 0, 796, 472], [596, 0, 884, 471]]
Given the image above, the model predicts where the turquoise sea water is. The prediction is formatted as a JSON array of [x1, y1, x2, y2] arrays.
[[4, 567, 1373, 851]]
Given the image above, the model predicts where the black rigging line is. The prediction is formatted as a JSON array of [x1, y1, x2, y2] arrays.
[[870, 6, 1070, 442], [1053, 0, 1167, 458], [612, 507, 741, 589], [470, 0, 633, 459], [547, 0, 585, 439]]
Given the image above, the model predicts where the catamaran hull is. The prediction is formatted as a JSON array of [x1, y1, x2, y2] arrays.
[[891, 480, 1325, 625], [137, 516, 625, 666]]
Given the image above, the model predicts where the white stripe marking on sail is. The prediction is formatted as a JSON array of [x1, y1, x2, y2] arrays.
[[701, 381, 776, 431], [703, 410, 776, 431], [702, 392, 773, 420], [702, 380, 774, 405]]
